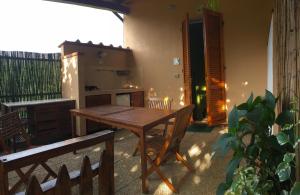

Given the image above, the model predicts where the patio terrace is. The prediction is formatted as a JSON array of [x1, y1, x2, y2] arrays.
[[7, 127, 230, 194]]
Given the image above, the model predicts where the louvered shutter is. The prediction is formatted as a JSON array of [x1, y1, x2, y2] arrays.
[[203, 9, 226, 126], [182, 14, 192, 105]]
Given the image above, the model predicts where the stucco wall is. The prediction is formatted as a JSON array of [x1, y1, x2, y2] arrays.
[[124, 0, 273, 111]]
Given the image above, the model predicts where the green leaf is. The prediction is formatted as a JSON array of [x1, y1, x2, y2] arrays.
[[283, 153, 295, 163], [276, 162, 291, 182], [213, 133, 236, 156], [247, 92, 254, 106], [246, 105, 264, 124], [276, 110, 294, 126], [293, 138, 300, 148], [246, 145, 259, 160], [291, 182, 300, 195], [276, 132, 289, 145], [237, 103, 248, 110], [228, 106, 239, 133], [226, 156, 242, 183], [216, 182, 230, 195], [252, 96, 263, 107], [265, 90, 276, 110], [281, 124, 294, 131]]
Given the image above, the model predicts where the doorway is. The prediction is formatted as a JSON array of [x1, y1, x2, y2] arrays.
[[189, 21, 207, 121], [182, 11, 226, 126]]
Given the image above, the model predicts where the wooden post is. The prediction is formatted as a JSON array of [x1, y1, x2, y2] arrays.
[[296, 124, 300, 181], [54, 165, 71, 195], [25, 176, 43, 195], [273, 0, 300, 181], [105, 137, 115, 194], [80, 156, 93, 195], [71, 114, 76, 138], [0, 163, 8, 195], [140, 130, 149, 193]]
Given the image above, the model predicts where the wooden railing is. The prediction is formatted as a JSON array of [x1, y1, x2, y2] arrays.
[[0, 130, 114, 195]]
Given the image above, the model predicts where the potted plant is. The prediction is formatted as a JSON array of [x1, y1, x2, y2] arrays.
[[214, 90, 300, 194]]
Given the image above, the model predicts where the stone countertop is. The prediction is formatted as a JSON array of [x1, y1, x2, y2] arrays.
[[84, 88, 144, 96], [2, 98, 75, 108]]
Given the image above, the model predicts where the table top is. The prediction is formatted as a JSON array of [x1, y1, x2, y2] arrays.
[[71, 105, 176, 131], [2, 98, 74, 108]]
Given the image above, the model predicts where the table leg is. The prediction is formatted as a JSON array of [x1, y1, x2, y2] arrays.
[[71, 114, 77, 154], [71, 114, 76, 138], [0, 164, 8, 195], [140, 130, 149, 193], [105, 138, 115, 194]]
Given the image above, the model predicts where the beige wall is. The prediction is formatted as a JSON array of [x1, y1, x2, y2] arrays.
[[221, 0, 273, 110], [124, 0, 273, 111]]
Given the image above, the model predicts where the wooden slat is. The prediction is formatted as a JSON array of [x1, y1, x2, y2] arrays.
[[25, 176, 43, 195], [147, 98, 173, 110], [79, 156, 93, 195], [104, 139, 115, 194], [182, 14, 192, 105], [99, 150, 109, 195], [54, 165, 71, 195], [203, 9, 226, 126]]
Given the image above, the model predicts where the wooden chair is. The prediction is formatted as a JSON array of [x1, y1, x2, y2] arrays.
[[147, 97, 174, 135], [0, 111, 57, 193], [132, 97, 173, 156], [144, 104, 195, 193], [0, 111, 32, 154], [148, 97, 173, 110]]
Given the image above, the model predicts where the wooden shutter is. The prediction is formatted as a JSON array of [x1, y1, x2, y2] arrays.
[[203, 9, 226, 126], [182, 14, 192, 105]]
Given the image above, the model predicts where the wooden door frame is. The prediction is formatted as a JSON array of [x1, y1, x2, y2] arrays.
[[182, 11, 226, 125]]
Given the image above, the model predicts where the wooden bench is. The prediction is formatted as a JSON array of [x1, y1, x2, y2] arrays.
[[0, 130, 114, 195]]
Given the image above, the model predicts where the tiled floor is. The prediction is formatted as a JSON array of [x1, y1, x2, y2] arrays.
[[9, 127, 231, 194]]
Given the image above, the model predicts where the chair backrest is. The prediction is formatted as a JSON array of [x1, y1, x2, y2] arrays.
[[148, 97, 173, 110], [158, 105, 194, 159], [0, 111, 31, 153]]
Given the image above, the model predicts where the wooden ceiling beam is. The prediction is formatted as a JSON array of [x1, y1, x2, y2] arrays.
[[47, 0, 130, 14]]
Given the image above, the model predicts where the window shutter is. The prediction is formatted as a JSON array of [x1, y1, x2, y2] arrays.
[[203, 9, 226, 126], [182, 14, 192, 105]]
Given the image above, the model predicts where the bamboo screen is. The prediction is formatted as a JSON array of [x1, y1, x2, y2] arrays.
[[0, 51, 62, 103], [273, 0, 300, 180]]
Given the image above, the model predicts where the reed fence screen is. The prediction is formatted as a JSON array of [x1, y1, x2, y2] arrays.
[[0, 51, 62, 103]]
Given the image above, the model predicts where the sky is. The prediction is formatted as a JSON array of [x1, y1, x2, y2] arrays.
[[0, 0, 123, 53]]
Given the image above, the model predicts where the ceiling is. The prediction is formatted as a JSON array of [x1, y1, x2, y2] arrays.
[[47, 0, 131, 14]]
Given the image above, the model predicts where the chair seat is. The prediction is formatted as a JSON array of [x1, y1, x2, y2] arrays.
[[147, 128, 164, 136], [146, 135, 165, 155], [147, 121, 174, 136]]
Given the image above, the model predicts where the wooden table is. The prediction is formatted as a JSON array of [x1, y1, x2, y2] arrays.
[[70, 105, 176, 193]]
